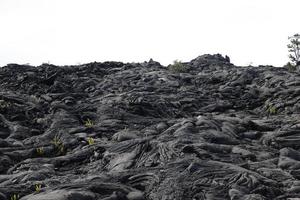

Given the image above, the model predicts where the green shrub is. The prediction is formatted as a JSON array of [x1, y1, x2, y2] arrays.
[[284, 62, 297, 72], [168, 60, 188, 73]]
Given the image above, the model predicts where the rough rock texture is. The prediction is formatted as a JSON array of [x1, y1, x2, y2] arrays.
[[0, 54, 300, 199]]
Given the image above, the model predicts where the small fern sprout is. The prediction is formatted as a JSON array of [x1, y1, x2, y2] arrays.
[[0, 100, 11, 110], [36, 147, 44, 156], [87, 137, 95, 145], [57, 143, 65, 154], [51, 135, 62, 146], [35, 184, 42, 192], [10, 194, 19, 200], [267, 105, 277, 115], [51, 135, 65, 155], [84, 118, 94, 128]]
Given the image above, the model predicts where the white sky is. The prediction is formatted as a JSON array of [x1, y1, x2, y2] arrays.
[[0, 0, 299, 67]]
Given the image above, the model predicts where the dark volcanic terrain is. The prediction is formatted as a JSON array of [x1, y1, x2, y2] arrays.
[[1, 54, 300, 200]]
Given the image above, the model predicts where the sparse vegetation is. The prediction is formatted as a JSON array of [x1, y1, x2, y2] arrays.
[[84, 118, 94, 128], [51, 135, 65, 155], [267, 105, 277, 115], [10, 194, 19, 200], [168, 60, 188, 73], [0, 100, 11, 110], [51, 135, 61, 146], [36, 147, 44, 156], [87, 137, 95, 145], [35, 184, 42, 192]]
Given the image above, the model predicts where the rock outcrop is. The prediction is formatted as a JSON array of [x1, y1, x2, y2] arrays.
[[0, 54, 300, 199]]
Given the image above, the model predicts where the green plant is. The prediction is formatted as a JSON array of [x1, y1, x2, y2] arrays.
[[51, 135, 61, 146], [267, 105, 277, 115], [84, 118, 94, 128], [87, 137, 95, 145], [35, 184, 42, 192], [51, 135, 65, 155], [10, 194, 19, 200], [36, 147, 44, 156], [168, 60, 188, 73], [58, 144, 64, 154], [287, 34, 300, 67], [0, 100, 11, 110]]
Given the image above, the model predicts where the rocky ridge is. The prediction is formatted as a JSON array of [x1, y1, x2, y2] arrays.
[[0, 54, 300, 199]]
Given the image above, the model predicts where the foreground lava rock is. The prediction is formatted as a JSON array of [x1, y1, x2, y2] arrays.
[[0, 54, 300, 199]]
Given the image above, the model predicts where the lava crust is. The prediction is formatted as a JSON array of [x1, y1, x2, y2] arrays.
[[0, 54, 300, 200]]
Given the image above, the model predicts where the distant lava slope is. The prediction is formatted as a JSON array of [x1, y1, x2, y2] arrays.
[[1, 54, 300, 199]]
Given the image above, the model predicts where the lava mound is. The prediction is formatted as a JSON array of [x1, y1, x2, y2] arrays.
[[1, 54, 300, 199]]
